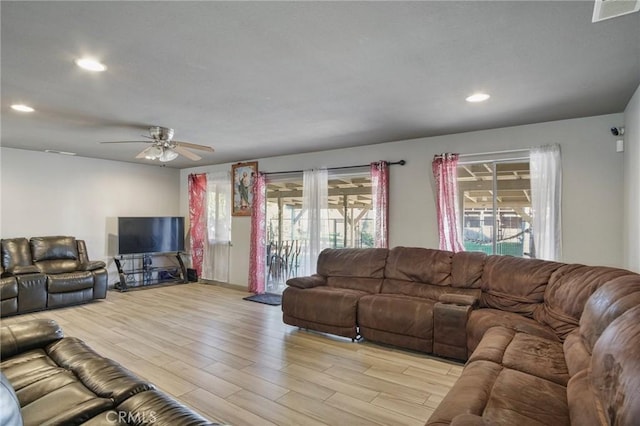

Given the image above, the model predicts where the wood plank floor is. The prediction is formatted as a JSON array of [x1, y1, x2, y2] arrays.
[[0, 283, 463, 426]]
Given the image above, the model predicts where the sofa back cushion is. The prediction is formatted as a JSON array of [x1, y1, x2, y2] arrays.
[[451, 251, 486, 288], [319, 248, 388, 293], [30, 236, 79, 274], [589, 304, 640, 426], [536, 264, 636, 341], [578, 276, 640, 353], [480, 255, 563, 317], [384, 247, 453, 285], [1, 238, 33, 271]]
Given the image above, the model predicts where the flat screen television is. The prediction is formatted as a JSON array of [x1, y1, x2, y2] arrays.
[[118, 216, 185, 255]]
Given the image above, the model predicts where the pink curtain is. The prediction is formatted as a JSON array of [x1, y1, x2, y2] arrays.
[[248, 172, 266, 293], [371, 161, 389, 248], [188, 173, 208, 276], [432, 154, 464, 252]]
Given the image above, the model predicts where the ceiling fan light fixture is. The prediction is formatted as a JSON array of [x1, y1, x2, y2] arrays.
[[144, 145, 162, 160], [159, 147, 179, 162]]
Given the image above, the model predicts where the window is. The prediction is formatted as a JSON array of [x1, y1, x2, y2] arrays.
[[457, 161, 533, 257], [264, 171, 374, 292]]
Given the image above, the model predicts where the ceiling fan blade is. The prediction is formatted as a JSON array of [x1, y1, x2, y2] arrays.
[[135, 146, 152, 159], [173, 145, 202, 161], [174, 141, 215, 152], [99, 140, 151, 144]]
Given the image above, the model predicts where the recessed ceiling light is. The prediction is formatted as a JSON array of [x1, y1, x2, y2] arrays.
[[466, 93, 491, 103], [75, 58, 107, 72], [11, 104, 35, 112], [44, 149, 77, 156]]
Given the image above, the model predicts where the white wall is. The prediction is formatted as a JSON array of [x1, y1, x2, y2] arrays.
[[624, 84, 640, 272], [181, 113, 626, 289], [1, 148, 181, 281]]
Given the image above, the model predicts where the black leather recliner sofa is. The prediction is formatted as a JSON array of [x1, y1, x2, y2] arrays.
[[0, 236, 108, 317], [0, 319, 216, 425]]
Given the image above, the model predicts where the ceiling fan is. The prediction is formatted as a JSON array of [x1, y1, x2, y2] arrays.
[[100, 126, 214, 162]]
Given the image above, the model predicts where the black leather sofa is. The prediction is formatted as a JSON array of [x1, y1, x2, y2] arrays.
[[0, 319, 216, 425], [1, 236, 108, 317]]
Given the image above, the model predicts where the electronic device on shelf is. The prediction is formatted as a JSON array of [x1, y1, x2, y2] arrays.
[[114, 216, 187, 291]]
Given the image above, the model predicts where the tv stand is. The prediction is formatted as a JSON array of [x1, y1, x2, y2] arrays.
[[113, 252, 188, 292]]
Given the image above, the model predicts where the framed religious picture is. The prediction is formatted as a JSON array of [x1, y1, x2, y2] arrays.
[[232, 161, 258, 216]]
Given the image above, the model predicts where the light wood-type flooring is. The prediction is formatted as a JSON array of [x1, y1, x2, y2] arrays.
[[0, 283, 463, 426]]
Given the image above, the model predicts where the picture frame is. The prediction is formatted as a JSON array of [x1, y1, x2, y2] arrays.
[[232, 161, 258, 216]]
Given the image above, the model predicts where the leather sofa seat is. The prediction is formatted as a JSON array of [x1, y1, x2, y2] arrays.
[[358, 294, 435, 352], [0, 274, 19, 315], [0, 319, 216, 426], [467, 308, 560, 354], [283, 286, 367, 338]]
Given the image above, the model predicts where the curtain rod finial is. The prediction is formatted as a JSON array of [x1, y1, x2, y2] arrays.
[[399, 160, 406, 166]]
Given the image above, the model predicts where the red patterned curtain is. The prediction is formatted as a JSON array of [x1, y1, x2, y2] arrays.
[[188, 173, 207, 276], [248, 172, 267, 293], [371, 161, 389, 248], [432, 154, 464, 252]]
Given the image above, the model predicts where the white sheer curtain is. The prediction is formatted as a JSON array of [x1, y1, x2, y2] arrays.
[[300, 169, 329, 275], [201, 171, 232, 282], [432, 153, 465, 252], [530, 144, 562, 261]]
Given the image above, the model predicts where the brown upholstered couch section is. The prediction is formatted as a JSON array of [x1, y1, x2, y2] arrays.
[[0, 319, 216, 425], [281, 246, 640, 425], [1, 236, 107, 317]]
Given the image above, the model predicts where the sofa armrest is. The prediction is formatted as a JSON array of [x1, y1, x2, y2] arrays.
[[0, 319, 64, 359], [5, 265, 40, 276], [439, 293, 478, 307], [286, 274, 327, 289], [79, 260, 107, 271]]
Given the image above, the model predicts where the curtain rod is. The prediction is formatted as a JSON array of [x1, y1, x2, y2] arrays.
[[434, 148, 530, 159], [263, 160, 406, 175]]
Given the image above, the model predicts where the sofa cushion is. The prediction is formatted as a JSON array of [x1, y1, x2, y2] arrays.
[[326, 276, 384, 293], [1, 238, 33, 273], [480, 256, 564, 317], [562, 329, 591, 378], [467, 308, 559, 354], [317, 248, 388, 278], [589, 305, 640, 426], [535, 264, 636, 341], [47, 338, 154, 404], [578, 277, 640, 352], [451, 251, 486, 288], [282, 286, 365, 328], [384, 246, 453, 285], [0, 277, 18, 300], [47, 271, 94, 293], [468, 327, 569, 386], [31, 236, 80, 274], [426, 360, 569, 426], [0, 319, 64, 359], [358, 294, 434, 340]]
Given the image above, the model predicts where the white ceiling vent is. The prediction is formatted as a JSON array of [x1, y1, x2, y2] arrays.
[[592, 0, 640, 22]]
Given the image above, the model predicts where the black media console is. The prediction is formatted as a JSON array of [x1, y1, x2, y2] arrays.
[[113, 252, 188, 292]]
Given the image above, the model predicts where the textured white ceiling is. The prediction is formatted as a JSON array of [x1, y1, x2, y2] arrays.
[[1, 1, 639, 168]]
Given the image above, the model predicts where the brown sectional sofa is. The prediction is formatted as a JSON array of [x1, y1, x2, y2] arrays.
[[281, 247, 640, 425], [0, 319, 215, 425], [1, 236, 107, 317]]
